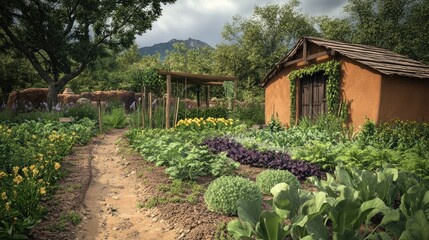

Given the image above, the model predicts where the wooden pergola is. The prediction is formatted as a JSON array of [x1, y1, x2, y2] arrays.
[[158, 70, 238, 129]]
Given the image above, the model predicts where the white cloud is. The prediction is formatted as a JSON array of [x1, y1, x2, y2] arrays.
[[135, 0, 348, 48]]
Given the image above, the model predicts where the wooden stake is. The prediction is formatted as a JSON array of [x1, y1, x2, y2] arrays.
[[174, 97, 180, 126], [184, 78, 187, 119], [205, 85, 209, 108], [166, 74, 171, 129], [148, 92, 152, 129], [97, 100, 102, 132]]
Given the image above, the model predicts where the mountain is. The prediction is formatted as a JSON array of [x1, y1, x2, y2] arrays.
[[138, 38, 213, 60]]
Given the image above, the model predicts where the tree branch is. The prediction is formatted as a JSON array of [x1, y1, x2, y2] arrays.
[[0, 23, 52, 84], [63, 0, 81, 36]]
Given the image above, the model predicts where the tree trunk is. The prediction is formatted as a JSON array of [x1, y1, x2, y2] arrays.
[[47, 83, 59, 111]]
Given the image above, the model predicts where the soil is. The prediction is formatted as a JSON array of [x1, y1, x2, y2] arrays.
[[30, 129, 235, 240]]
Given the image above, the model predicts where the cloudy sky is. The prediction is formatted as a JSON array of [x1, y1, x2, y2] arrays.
[[135, 0, 348, 48]]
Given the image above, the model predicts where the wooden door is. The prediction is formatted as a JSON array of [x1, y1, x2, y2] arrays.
[[299, 73, 326, 119]]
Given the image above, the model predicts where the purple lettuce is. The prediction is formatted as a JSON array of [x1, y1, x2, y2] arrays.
[[203, 137, 324, 180]]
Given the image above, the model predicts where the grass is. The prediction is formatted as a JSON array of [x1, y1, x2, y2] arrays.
[[141, 179, 204, 208], [48, 210, 82, 232]]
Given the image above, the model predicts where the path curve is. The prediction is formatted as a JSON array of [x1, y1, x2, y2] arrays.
[[76, 129, 176, 240]]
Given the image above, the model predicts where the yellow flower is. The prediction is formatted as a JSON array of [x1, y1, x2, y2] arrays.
[[54, 162, 61, 170], [37, 153, 44, 161], [38, 179, 44, 183], [32, 134, 37, 139], [12, 166, 19, 175], [39, 187, 46, 196], [7, 129, 12, 133], [5, 202, 11, 211], [13, 175, 23, 185], [22, 167, 29, 177], [29, 165, 36, 171], [0, 171, 7, 178], [72, 132, 76, 136], [1, 192, 7, 200], [33, 168, 39, 176]]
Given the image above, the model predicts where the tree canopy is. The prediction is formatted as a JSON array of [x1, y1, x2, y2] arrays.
[[216, 0, 317, 89], [0, 0, 176, 107]]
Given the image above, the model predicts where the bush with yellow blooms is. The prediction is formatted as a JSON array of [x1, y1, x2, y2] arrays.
[[0, 118, 96, 238]]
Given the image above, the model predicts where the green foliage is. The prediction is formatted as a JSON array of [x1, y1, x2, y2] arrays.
[[1, 0, 176, 107], [234, 101, 265, 126], [204, 176, 262, 215], [63, 104, 98, 121], [0, 110, 63, 123], [179, 106, 229, 120], [358, 119, 429, 150], [268, 115, 283, 132], [0, 119, 96, 238], [217, 1, 318, 87], [125, 128, 242, 180], [256, 170, 300, 194], [229, 166, 429, 239], [289, 60, 342, 123], [142, 179, 204, 208], [343, 0, 429, 64], [103, 107, 127, 129]]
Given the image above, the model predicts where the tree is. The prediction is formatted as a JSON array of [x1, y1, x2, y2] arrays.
[[316, 16, 354, 43], [343, 0, 429, 63], [0, 0, 176, 108], [216, 0, 318, 88]]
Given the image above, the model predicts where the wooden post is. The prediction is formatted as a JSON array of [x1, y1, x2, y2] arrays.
[[142, 87, 146, 128], [184, 78, 187, 119], [197, 91, 200, 109], [174, 97, 180, 126], [166, 74, 172, 129], [205, 85, 209, 108], [232, 79, 238, 115], [148, 92, 152, 128], [97, 100, 102, 132]]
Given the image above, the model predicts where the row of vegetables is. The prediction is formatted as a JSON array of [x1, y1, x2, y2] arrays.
[[126, 117, 429, 239], [221, 166, 429, 240], [0, 118, 96, 239]]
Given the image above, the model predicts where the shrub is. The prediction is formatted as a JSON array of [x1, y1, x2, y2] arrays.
[[64, 104, 98, 121], [103, 107, 127, 129], [178, 106, 229, 120], [256, 169, 300, 194], [204, 176, 262, 215], [234, 101, 264, 126]]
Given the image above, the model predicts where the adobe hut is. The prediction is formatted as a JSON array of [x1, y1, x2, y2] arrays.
[[261, 37, 429, 129]]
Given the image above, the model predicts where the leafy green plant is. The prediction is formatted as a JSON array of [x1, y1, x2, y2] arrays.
[[204, 176, 262, 215], [63, 103, 98, 121], [103, 106, 127, 129], [228, 166, 429, 239], [0, 119, 96, 238], [234, 101, 265, 126], [256, 169, 300, 194], [125, 128, 242, 179]]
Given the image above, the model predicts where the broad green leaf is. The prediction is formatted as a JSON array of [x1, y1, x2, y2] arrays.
[[227, 219, 253, 239], [366, 232, 392, 240], [256, 211, 287, 240], [237, 198, 262, 227], [305, 215, 329, 240], [399, 210, 429, 240]]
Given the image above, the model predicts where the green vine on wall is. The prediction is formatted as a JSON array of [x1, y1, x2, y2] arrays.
[[289, 60, 341, 124]]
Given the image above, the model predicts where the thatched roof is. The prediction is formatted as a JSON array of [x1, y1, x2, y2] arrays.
[[261, 37, 429, 87]]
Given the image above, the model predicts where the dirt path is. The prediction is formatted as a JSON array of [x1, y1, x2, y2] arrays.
[[76, 129, 177, 240]]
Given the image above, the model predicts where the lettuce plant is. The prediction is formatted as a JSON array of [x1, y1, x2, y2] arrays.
[[204, 176, 262, 215]]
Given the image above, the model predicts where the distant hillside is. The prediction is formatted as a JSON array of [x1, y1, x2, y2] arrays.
[[138, 38, 213, 60]]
